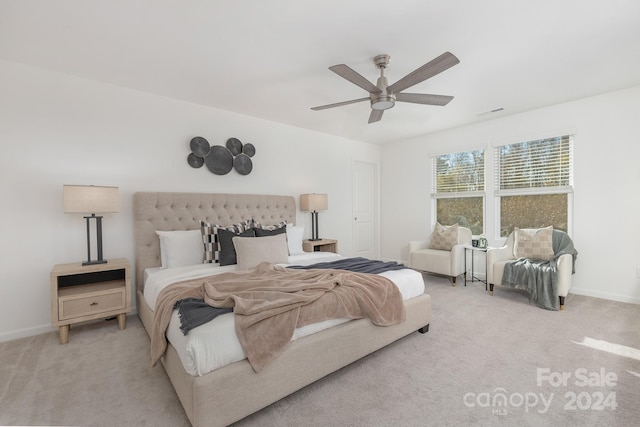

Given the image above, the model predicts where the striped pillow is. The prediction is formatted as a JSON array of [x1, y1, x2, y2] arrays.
[[200, 219, 251, 263], [252, 220, 287, 237], [252, 220, 287, 230]]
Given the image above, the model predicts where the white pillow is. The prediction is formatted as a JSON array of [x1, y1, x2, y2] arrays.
[[286, 224, 305, 255], [155, 230, 203, 268], [233, 233, 289, 270]]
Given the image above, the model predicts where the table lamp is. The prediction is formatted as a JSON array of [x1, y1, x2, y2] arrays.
[[63, 185, 119, 265], [300, 193, 328, 241]]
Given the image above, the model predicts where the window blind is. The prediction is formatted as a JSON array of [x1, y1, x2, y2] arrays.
[[432, 149, 485, 197], [495, 135, 573, 195]]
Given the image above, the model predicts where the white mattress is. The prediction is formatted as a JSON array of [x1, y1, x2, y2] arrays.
[[144, 253, 425, 376]]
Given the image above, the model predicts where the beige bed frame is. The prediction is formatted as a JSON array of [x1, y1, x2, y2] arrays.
[[134, 192, 432, 427]]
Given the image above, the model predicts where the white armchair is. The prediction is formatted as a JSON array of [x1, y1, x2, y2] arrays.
[[487, 228, 576, 310], [409, 224, 472, 285]]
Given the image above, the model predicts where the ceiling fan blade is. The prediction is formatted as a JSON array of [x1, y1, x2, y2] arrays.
[[396, 93, 454, 106], [368, 109, 383, 123], [311, 97, 370, 111], [387, 52, 459, 94], [329, 64, 382, 94]]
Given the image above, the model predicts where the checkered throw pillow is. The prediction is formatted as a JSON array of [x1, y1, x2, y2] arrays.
[[514, 226, 554, 261], [429, 223, 459, 251]]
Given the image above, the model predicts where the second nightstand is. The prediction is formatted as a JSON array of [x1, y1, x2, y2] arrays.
[[303, 239, 338, 253]]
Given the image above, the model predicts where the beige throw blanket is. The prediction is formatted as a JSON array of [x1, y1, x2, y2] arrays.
[[151, 262, 406, 372]]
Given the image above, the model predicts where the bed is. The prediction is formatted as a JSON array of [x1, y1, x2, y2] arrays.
[[134, 192, 432, 427]]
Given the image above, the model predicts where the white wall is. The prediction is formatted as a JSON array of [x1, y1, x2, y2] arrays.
[[381, 85, 640, 305], [0, 60, 380, 341], [3, 58, 638, 341]]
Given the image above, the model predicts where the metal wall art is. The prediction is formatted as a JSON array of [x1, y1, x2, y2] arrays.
[[187, 136, 256, 175]]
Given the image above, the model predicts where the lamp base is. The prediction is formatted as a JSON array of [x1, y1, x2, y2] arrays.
[[310, 211, 323, 241], [83, 214, 108, 267], [82, 259, 108, 266]]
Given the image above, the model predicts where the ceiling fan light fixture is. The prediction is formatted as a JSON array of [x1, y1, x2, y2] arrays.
[[371, 94, 395, 110], [311, 51, 459, 123]]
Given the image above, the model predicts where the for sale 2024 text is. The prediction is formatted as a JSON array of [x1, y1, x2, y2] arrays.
[[537, 367, 617, 411]]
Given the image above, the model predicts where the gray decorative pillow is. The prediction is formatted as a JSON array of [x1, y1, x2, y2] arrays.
[[253, 225, 287, 237], [429, 223, 459, 251], [514, 226, 554, 261], [233, 233, 289, 270], [200, 220, 251, 264], [218, 227, 256, 266]]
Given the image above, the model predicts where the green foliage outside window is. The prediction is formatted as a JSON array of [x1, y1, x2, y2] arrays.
[[435, 150, 484, 193], [436, 197, 483, 235], [433, 137, 572, 239], [433, 149, 485, 235], [497, 136, 572, 237], [500, 194, 568, 237]]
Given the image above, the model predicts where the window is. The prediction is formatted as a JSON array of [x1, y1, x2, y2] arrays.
[[432, 150, 485, 235], [495, 135, 573, 237]]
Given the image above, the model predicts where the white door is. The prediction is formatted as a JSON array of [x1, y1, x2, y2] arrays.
[[352, 160, 377, 259]]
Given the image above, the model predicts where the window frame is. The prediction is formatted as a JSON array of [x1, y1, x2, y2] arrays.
[[493, 135, 574, 239], [431, 149, 486, 236]]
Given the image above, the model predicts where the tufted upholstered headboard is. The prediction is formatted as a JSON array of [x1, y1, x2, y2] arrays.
[[133, 192, 296, 291]]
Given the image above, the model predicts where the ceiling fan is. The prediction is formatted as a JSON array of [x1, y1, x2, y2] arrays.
[[311, 52, 459, 123]]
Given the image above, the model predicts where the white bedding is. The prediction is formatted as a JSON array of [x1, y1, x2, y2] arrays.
[[144, 253, 425, 376]]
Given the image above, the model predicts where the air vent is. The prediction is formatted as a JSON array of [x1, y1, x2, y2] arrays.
[[477, 107, 505, 116]]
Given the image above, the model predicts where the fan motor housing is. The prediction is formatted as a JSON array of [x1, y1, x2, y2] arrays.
[[371, 94, 396, 110], [372, 73, 395, 110]]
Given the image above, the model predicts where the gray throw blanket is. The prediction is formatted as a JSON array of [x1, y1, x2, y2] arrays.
[[501, 230, 578, 311], [174, 298, 232, 335], [289, 257, 407, 274]]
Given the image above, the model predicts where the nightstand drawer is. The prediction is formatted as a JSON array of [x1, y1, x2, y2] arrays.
[[58, 288, 125, 320]]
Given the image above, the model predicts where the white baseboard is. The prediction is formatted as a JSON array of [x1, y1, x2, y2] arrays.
[[569, 288, 640, 305], [0, 323, 52, 343], [0, 308, 139, 344]]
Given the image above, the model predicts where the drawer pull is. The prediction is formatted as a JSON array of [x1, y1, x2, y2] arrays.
[[90, 302, 98, 306]]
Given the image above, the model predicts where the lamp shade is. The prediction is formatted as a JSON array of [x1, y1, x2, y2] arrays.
[[63, 185, 119, 214], [300, 193, 328, 212]]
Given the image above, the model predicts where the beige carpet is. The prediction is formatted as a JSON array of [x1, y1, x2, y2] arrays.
[[1, 275, 639, 426]]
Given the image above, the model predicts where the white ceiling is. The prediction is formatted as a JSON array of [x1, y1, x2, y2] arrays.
[[2, 0, 640, 144]]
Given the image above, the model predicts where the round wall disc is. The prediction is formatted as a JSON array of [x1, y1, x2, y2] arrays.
[[226, 138, 243, 156], [243, 143, 256, 157], [190, 137, 211, 157], [234, 153, 253, 175], [205, 145, 233, 175], [187, 153, 204, 168]]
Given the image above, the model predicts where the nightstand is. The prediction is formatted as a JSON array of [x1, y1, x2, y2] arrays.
[[50, 258, 131, 344], [303, 239, 338, 253]]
